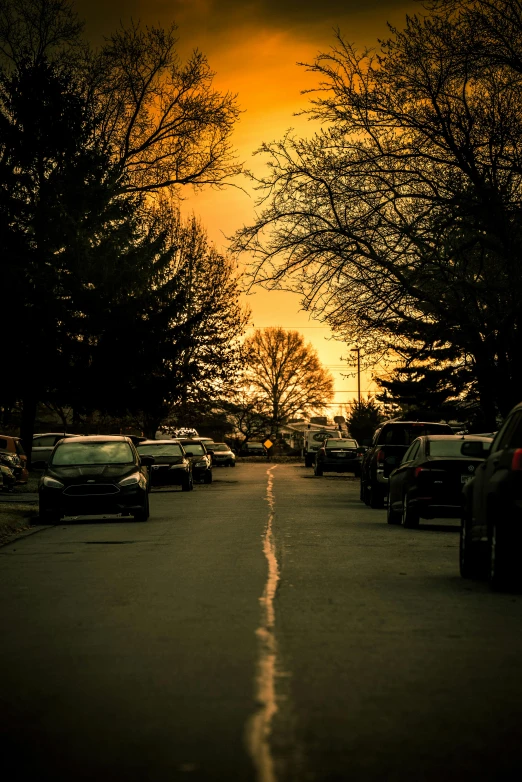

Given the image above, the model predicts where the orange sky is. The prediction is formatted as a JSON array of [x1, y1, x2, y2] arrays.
[[77, 0, 418, 414]]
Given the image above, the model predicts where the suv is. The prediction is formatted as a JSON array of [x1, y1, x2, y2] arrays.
[[460, 401, 522, 589], [238, 442, 267, 457], [360, 420, 454, 508]]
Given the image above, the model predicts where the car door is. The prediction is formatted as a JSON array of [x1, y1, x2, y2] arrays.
[[389, 439, 421, 511], [471, 410, 522, 536]]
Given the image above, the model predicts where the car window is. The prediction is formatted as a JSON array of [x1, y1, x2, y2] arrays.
[[402, 439, 420, 463], [325, 439, 357, 448], [34, 435, 58, 448], [428, 438, 489, 457], [138, 443, 183, 457], [0, 438, 8, 449], [184, 443, 205, 455], [492, 412, 522, 452], [211, 444, 229, 452], [51, 441, 135, 465]]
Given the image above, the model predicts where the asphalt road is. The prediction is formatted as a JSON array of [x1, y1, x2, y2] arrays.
[[1, 462, 522, 781]]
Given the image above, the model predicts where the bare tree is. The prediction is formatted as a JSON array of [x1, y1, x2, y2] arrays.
[[232, 10, 522, 427], [89, 20, 241, 194], [242, 328, 334, 433]]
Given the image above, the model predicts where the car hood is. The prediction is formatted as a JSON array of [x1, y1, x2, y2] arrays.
[[47, 464, 138, 483]]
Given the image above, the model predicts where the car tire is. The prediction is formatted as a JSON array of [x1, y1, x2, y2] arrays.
[[182, 475, 193, 492], [229, 461, 236, 467], [203, 470, 213, 484], [459, 509, 486, 579], [370, 484, 384, 509], [133, 492, 150, 522], [386, 495, 401, 525], [314, 463, 323, 476], [401, 495, 419, 528]]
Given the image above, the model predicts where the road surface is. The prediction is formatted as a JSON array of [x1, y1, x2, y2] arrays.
[[1, 461, 522, 781]]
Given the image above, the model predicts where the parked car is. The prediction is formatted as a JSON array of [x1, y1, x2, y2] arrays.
[[238, 442, 267, 457], [0, 434, 28, 482], [32, 432, 79, 467], [0, 452, 16, 491], [360, 420, 454, 508], [314, 438, 361, 476], [387, 435, 492, 528], [460, 402, 522, 589], [38, 436, 153, 523], [136, 439, 193, 490], [176, 439, 213, 483], [206, 442, 236, 467]]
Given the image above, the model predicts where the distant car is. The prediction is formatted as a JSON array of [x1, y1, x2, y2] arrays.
[[38, 435, 153, 523], [32, 432, 79, 467], [238, 442, 267, 457], [387, 435, 492, 528], [461, 402, 522, 589], [314, 438, 361, 476], [0, 434, 28, 482], [360, 420, 455, 508], [176, 439, 213, 483], [206, 442, 236, 467], [136, 439, 193, 490]]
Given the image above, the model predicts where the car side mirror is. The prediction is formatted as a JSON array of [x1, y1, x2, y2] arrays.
[[185, 451, 194, 457]]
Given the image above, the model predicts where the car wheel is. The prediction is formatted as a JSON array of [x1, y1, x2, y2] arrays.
[[181, 475, 192, 492], [459, 508, 486, 579], [314, 462, 323, 476], [369, 484, 384, 509], [133, 492, 150, 522], [305, 455, 314, 468], [203, 470, 213, 484], [230, 461, 235, 467], [401, 495, 419, 528], [386, 495, 401, 525]]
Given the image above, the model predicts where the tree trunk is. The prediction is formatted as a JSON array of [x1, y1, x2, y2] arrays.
[[20, 394, 38, 467]]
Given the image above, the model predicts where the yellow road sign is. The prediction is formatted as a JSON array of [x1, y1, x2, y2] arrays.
[[263, 439, 273, 449]]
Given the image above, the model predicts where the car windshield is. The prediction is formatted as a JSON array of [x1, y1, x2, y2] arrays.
[[51, 441, 135, 466], [383, 424, 451, 445], [428, 439, 487, 457], [325, 439, 357, 448], [138, 443, 183, 457], [210, 444, 229, 452], [183, 443, 205, 455]]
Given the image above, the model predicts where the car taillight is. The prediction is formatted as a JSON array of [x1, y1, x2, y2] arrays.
[[415, 467, 429, 478], [512, 449, 522, 471], [377, 449, 385, 463]]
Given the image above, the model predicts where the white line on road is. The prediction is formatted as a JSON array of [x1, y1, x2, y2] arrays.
[[246, 465, 280, 782]]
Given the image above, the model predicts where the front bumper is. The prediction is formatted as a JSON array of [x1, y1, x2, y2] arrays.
[[39, 484, 147, 516]]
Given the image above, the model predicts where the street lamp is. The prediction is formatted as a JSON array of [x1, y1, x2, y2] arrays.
[[350, 346, 361, 404]]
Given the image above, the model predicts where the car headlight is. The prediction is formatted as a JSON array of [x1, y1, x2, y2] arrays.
[[42, 476, 64, 489], [119, 473, 141, 487]]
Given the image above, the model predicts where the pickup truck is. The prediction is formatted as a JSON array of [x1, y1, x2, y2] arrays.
[[360, 420, 454, 508]]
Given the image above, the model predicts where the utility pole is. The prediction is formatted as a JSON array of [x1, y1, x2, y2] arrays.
[[351, 346, 361, 404]]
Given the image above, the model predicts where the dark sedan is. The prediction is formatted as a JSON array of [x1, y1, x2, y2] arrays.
[[136, 440, 193, 490], [461, 402, 522, 589], [38, 436, 153, 523], [206, 442, 236, 467], [177, 439, 213, 483], [387, 435, 492, 528], [314, 438, 361, 476]]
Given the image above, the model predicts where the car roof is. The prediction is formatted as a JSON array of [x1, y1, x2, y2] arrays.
[[423, 434, 493, 441], [138, 439, 181, 445], [56, 435, 134, 443], [33, 432, 77, 437]]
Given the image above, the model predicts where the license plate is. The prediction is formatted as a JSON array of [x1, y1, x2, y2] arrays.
[[461, 475, 473, 484]]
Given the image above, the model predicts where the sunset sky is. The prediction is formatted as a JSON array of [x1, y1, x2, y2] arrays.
[[76, 0, 418, 414]]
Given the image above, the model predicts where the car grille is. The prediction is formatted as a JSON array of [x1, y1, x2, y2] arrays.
[[63, 484, 120, 496]]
